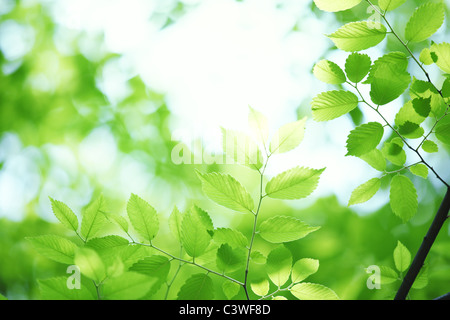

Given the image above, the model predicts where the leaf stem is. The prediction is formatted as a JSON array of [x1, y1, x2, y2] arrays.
[[243, 157, 270, 300]]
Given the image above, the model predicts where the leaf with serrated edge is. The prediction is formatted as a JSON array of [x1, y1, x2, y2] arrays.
[[269, 117, 307, 154], [127, 194, 159, 242], [394, 241, 411, 273], [345, 52, 371, 83], [348, 178, 381, 206], [379, 0, 407, 12], [266, 167, 325, 200], [311, 90, 359, 122], [292, 258, 319, 283], [389, 175, 418, 222], [27, 235, 78, 265], [313, 60, 346, 84], [314, 0, 362, 12], [81, 195, 108, 242], [259, 216, 320, 243], [410, 164, 428, 179], [346, 122, 384, 157], [49, 198, 79, 233], [405, 3, 445, 43], [290, 283, 339, 300], [327, 21, 387, 52], [266, 246, 292, 287], [177, 273, 215, 300], [196, 171, 254, 213], [102, 272, 156, 300]]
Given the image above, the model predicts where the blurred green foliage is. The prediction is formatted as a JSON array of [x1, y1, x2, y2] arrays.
[[0, 0, 449, 300]]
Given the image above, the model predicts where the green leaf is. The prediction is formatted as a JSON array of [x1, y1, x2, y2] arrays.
[[80, 195, 108, 241], [398, 121, 424, 140], [370, 63, 411, 105], [346, 122, 384, 157], [290, 283, 339, 300], [382, 138, 406, 167], [291, 258, 319, 283], [266, 246, 292, 287], [390, 175, 418, 222], [265, 167, 325, 200], [129, 255, 171, 295], [313, 60, 346, 84], [365, 52, 408, 84], [169, 206, 183, 242], [213, 228, 248, 248], [27, 235, 78, 265], [109, 215, 129, 234], [412, 264, 428, 289], [248, 106, 269, 146], [378, 0, 407, 12], [180, 207, 211, 258], [0, 293, 7, 300], [251, 279, 270, 297], [38, 277, 96, 300], [49, 198, 79, 233], [409, 164, 428, 179], [250, 251, 267, 264], [127, 194, 159, 242], [348, 178, 381, 206], [216, 244, 246, 273], [222, 128, 263, 170], [345, 52, 371, 83], [422, 140, 438, 153], [311, 90, 359, 122], [419, 48, 436, 65], [222, 281, 241, 300], [177, 273, 215, 300], [378, 266, 399, 284], [327, 21, 387, 52], [359, 149, 386, 171], [394, 241, 411, 273], [430, 42, 450, 74], [409, 78, 446, 118], [102, 272, 155, 300], [405, 3, 445, 43], [269, 117, 307, 154], [74, 248, 106, 283], [259, 216, 320, 243], [130, 255, 171, 279], [196, 171, 254, 214], [435, 116, 450, 145], [313, 0, 362, 12]]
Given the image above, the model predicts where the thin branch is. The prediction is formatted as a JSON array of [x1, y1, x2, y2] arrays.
[[243, 158, 270, 300], [134, 241, 244, 287]]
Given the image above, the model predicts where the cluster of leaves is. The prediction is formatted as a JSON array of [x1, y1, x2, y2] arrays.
[[367, 241, 428, 295], [27, 108, 339, 300], [311, 0, 449, 223]]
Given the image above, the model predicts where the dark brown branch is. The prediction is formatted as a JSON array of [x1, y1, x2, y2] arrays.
[[395, 187, 450, 300], [434, 292, 450, 300]]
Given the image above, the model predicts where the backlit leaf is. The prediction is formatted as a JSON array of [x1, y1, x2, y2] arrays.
[[389, 175, 418, 222], [405, 3, 445, 43], [127, 194, 159, 242], [346, 122, 384, 156], [259, 216, 320, 243], [265, 167, 325, 200], [197, 171, 254, 213], [311, 90, 359, 122], [313, 59, 346, 84], [327, 21, 387, 52], [348, 178, 381, 206]]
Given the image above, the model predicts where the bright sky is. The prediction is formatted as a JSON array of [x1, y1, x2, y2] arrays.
[[1, 0, 448, 221]]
